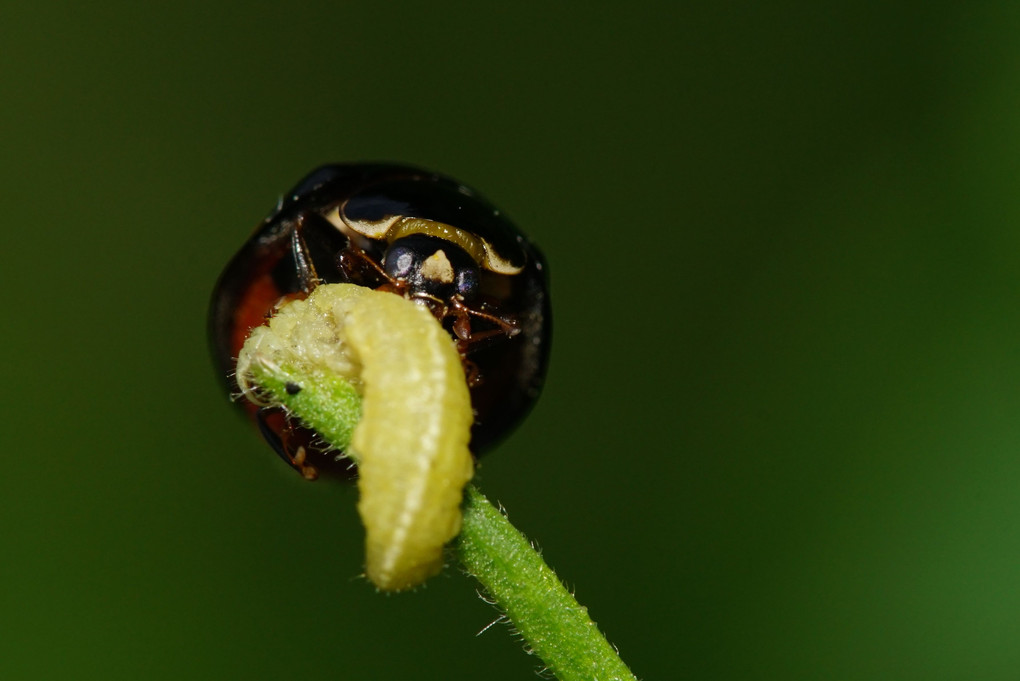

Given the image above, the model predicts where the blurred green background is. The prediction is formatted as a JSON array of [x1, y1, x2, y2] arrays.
[[4, 2, 1019, 679]]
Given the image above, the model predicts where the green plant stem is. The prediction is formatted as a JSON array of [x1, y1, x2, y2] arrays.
[[241, 325, 638, 679], [458, 485, 639, 681]]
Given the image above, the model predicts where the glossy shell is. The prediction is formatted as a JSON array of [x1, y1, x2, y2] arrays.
[[209, 164, 552, 476]]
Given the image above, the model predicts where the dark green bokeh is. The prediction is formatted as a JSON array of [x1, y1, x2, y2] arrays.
[[4, 2, 1019, 679]]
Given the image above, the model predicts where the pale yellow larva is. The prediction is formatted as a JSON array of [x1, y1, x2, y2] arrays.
[[344, 290, 475, 591], [236, 283, 475, 591]]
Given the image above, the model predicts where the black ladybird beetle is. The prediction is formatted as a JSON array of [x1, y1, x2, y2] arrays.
[[209, 164, 552, 479]]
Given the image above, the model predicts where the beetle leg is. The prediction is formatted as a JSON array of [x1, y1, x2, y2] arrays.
[[462, 358, 482, 387], [452, 310, 472, 341], [433, 300, 514, 387], [467, 300, 519, 336], [290, 445, 319, 481], [255, 407, 319, 480], [290, 223, 320, 293], [448, 298, 519, 343], [337, 245, 398, 291], [439, 305, 483, 386], [293, 211, 360, 293]]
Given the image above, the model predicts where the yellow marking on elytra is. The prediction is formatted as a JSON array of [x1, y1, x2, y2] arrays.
[[324, 205, 523, 274]]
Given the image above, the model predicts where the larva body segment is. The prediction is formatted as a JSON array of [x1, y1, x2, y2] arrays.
[[345, 291, 475, 591]]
